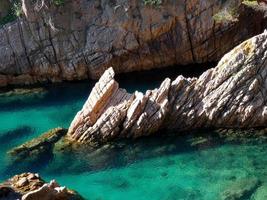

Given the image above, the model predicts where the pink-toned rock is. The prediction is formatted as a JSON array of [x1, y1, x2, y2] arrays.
[[68, 31, 267, 145], [0, 173, 83, 200]]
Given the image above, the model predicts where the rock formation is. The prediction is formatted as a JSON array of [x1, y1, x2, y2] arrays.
[[0, 172, 83, 200], [8, 128, 67, 161], [0, 0, 267, 87], [67, 31, 267, 145]]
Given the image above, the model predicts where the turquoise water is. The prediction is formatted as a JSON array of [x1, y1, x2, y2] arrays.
[[0, 70, 267, 200]]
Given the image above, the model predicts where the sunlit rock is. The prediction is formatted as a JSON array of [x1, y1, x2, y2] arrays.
[[0, 173, 83, 200], [68, 31, 267, 145]]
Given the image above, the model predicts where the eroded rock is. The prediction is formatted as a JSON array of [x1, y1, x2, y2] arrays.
[[0, 0, 267, 86], [68, 31, 267, 145], [0, 173, 83, 200]]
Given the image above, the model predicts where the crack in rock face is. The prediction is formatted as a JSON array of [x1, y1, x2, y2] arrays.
[[0, 0, 267, 87], [67, 31, 267, 145]]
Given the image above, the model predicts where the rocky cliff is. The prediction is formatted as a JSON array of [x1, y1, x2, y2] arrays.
[[67, 31, 267, 145], [0, 0, 267, 87]]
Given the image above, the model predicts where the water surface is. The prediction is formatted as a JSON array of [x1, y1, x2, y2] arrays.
[[0, 69, 266, 200]]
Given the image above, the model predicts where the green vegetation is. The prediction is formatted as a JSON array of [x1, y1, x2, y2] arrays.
[[213, 9, 238, 23], [213, 0, 259, 24], [52, 0, 65, 6], [242, 0, 258, 7], [13, 1, 22, 17], [143, 0, 162, 6], [0, 0, 22, 27]]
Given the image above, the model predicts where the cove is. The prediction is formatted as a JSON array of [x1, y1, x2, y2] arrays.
[[1, 67, 267, 200]]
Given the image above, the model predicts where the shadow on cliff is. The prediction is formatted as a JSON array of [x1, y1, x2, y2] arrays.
[[116, 63, 214, 93]]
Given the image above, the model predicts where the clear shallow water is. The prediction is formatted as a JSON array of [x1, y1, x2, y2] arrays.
[[0, 70, 267, 200]]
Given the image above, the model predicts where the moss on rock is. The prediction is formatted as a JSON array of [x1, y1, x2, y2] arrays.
[[8, 128, 67, 161]]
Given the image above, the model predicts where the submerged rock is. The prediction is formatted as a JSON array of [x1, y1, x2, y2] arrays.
[[68, 31, 267, 145], [251, 184, 267, 200], [0, 172, 83, 200], [215, 128, 267, 143], [0, 88, 47, 97], [0, 0, 267, 87], [8, 128, 67, 161], [220, 178, 261, 200]]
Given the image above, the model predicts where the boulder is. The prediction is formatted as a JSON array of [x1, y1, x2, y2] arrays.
[[0, 173, 83, 200], [67, 31, 267, 145]]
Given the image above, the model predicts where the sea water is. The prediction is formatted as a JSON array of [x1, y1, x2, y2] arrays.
[[0, 69, 267, 200]]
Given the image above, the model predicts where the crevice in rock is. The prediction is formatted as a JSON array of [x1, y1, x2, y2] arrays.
[[184, 0, 196, 63], [67, 31, 267, 145]]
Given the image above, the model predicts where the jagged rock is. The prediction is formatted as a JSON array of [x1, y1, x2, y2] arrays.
[[0, 0, 267, 87], [0, 173, 83, 200], [68, 31, 267, 145], [8, 127, 67, 161]]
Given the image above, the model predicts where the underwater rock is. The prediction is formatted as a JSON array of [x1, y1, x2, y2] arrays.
[[0, 88, 48, 104], [8, 128, 67, 161], [251, 184, 267, 200], [215, 128, 267, 143], [0, 172, 83, 200], [0, 0, 267, 86], [0, 88, 47, 97], [220, 178, 261, 200], [68, 31, 267, 145]]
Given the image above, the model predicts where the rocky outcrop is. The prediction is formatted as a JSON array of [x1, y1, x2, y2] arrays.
[[0, 172, 83, 200], [67, 31, 267, 145], [0, 0, 267, 87], [8, 128, 67, 161]]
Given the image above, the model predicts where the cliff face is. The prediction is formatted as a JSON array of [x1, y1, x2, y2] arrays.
[[67, 31, 267, 145], [0, 0, 266, 87]]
